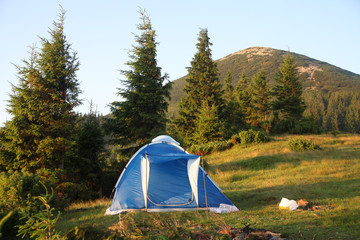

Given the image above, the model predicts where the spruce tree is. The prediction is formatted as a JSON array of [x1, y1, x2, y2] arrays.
[[193, 101, 224, 143], [71, 109, 105, 197], [345, 93, 360, 133], [303, 90, 327, 126], [235, 72, 251, 125], [248, 70, 270, 128], [107, 9, 172, 147], [323, 92, 348, 132], [272, 53, 305, 121], [174, 29, 224, 144], [223, 72, 235, 102], [222, 72, 244, 136], [1, 9, 80, 171]]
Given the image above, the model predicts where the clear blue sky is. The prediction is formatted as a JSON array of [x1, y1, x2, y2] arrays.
[[1, 0, 359, 126]]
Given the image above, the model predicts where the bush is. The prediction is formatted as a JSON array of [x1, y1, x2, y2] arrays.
[[287, 138, 321, 151], [254, 130, 269, 143], [17, 182, 61, 240], [188, 140, 232, 156], [0, 170, 61, 239], [290, 117, 322, 134], [189, 130, 269, 156], [238, 130, 254, 145], [0, 170, 43, 212], [234, 129, 270, 145], [271, 119, 295, 134], [0, 169, 80, 238]]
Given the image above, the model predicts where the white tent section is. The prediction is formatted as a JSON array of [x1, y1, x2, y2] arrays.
[[105, 135, 238, 215], [151, 135, 180, 145]]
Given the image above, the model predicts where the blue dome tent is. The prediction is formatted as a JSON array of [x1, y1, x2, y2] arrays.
[[105, 135, 238, 214]]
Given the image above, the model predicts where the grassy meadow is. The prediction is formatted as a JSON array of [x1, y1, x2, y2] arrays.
[[56, 134, 360, 239]]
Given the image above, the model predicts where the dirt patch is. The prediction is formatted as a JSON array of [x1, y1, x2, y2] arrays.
[[297, 64, 323, 81]]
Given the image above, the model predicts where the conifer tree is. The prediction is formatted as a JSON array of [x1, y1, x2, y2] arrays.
[[345, 93, 360, 133], [248, 70, 270, 128], [107, 9, 171, 146], [223, 72, 235, 102], [323, 92, 348, 132], [272, 53, 305, 121], [193, 101, 224, 143], [303, 90, 327, 126], [71, 108, 105, 197], [173, 29, 224, 144], [222, 72, 244, 136], [0, 9, 80, 171], [235, 72, 252, 124]]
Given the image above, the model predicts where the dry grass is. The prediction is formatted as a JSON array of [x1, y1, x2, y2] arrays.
[[205, 133, 360, 239], [56, 133, 360, 239]]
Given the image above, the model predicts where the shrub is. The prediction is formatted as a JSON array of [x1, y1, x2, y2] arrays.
[[0, 170, 64, 239], [287, 138, 321, 151], [254, 130, 269, 143], [188, 140, 232, 156], [17, 182, 61, 240], [234, 129, 270, 145], [238, 130, 254, 145], [0, 169, 80, 238], [290, 117, 322, 134], [271, 119, 295, 134], [0, 170, 43, 212], [189, 130, 269, 156]]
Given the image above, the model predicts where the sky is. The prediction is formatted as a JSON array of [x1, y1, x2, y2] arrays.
[[1, 0, 360, 126]]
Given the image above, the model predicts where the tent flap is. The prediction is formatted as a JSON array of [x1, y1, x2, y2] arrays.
[[187, 157, 200, 206]]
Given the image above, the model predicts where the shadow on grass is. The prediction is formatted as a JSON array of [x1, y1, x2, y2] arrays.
[[213, 152, 302, 172]]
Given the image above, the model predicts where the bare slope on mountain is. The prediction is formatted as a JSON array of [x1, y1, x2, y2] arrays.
[[168, 47, 360, 116]]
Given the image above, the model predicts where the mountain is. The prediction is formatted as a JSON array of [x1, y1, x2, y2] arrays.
[[168, 47, 360, 116]]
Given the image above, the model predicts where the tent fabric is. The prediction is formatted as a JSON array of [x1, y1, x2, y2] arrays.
[[151, 135, 180, 145], [105, 135, 237, 215]]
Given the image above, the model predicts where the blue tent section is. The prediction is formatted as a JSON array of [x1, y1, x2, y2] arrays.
[[105, 135, 237, 214]]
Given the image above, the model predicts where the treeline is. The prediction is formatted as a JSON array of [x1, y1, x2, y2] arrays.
[[304, 90, 360, 133]]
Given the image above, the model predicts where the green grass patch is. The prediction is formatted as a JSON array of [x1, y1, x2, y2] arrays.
[[56, 134, 360, 239]]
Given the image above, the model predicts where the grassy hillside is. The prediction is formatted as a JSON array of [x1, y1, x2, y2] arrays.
[[168, 47, 360, 117], [56, 133, 360, 239]]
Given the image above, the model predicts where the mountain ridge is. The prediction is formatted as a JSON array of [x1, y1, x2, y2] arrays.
[[168, 46, 360, 116]]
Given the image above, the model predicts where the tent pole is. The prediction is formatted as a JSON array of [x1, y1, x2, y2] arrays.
[[145, 153, 148, 212], [104, 187, 116, 214], [201, 156, 208, 212]]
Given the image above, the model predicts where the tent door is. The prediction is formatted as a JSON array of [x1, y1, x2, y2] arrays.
[[142, 157, 197, 207]]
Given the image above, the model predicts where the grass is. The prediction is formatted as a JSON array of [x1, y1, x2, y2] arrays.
[[56, 133, 360, 239]]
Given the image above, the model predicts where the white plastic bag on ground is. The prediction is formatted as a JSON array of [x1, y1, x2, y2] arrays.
[[279, 197, 298, 211]]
